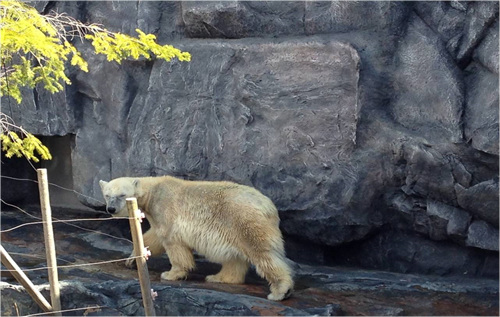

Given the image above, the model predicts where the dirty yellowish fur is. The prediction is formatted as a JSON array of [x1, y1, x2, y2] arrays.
[[99, 176, 294, 301]]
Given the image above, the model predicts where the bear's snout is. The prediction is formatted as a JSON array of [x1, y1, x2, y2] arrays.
[[107, 206, 117, 214]]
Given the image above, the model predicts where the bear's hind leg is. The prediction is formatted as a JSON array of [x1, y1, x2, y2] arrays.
[[161, 243, 195, 281], [206, 257, 249, 284], [252, 253, 294, 301]]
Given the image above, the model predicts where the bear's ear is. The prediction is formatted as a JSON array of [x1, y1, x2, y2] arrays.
[[99, 180, 108, 190], [132, 179, 143, 196], [132, 179, 140, 188]]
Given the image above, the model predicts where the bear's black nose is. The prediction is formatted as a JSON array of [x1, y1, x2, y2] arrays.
[[107, 206, 116, 214]]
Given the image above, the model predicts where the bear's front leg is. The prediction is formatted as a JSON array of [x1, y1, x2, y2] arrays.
[[161, 242, 195, 281], [125, 252, 136, 268], [125, 228, 165, 269]]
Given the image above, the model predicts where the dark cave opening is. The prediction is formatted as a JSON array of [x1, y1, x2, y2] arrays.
[[1, 134, 88, 210]]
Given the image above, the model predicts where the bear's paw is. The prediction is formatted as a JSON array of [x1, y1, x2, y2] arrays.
[[161, 269, 188, 281], [205, 273, 245, 284]]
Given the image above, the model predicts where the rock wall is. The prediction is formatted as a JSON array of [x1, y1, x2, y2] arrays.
[[6, 1, 499, 277]]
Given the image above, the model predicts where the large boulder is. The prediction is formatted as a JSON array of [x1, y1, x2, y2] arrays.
[[466, 220, 500, 251], [455, 179, 499, 226], [463, 62, 499, 155], [391, 14, 464, 143], [182, 1, 305, 38]]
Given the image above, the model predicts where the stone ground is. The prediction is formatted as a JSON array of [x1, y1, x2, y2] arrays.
[[1, 207, 498, 316]]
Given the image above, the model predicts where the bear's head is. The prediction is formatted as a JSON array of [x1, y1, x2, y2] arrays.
[[99, 178, 139, 217]]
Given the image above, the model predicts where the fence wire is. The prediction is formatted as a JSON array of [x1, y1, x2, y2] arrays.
[[25, 305, 103, 317], [0, 256, 142, 273], [1, 198, 140, 271], [1, 174, 151, 315], [1, 175, 106, 205], [1, 199, 134, 244]]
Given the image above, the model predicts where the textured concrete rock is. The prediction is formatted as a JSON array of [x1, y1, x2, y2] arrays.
[[1, 208, 498, 316], [330, 230, 498, 278], [182, 1, 305, 38], [70, 39, 362, 222], [387, 194, 473, 244], [474, 19, 499, 74], [455, 179, 499, 226], [427, 200, 471, 241], [3, 1, 499, 276], [415, 1, 466, 48], [304, 1, 408, 35], [464, 62, 499, 155], [391, 14, 463, 143], [454, 1, 499, 67], [6, 86, 73, 136], [400, 144, 458, 204], [466, 220, 500, 251], [181, 1, 410, 39]]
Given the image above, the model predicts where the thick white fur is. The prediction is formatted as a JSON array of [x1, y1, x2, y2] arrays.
[[99, 176, 294, 301]]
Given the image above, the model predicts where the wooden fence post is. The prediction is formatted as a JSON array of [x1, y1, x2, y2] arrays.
[[0, 245, 53, 313], [126, 198, 156, 316], [37, 168, 62, 316]]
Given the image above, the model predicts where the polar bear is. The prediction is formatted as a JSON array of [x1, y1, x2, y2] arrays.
[[99, 176, 294, 301]]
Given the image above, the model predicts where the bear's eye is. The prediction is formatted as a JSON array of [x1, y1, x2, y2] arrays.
[[118, 194, 126, 199]]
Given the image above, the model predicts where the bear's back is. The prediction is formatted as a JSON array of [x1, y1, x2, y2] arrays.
[[176, 179, 277, 219]]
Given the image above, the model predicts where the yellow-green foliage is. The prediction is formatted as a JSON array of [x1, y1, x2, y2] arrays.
[[1, 0, 191, 103], [86, 28, 191, 64], [0, 0, 88, 103], [1, 131, 52, 162], [0, 0, 191, 161]]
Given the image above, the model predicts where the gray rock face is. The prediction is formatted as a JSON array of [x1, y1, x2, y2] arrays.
[[454, 1, 499, 67], [391, 14, 464, 143], [181, 1, 409, 39], [456, 179, 499, 226], [182, 1, 306, 38], [427, 200, 472, 241], [464, 62, 499, 155], [474, 19, 499, 74], [1, 208, 498, 316], [467, 220, 500, 251], [415, 1, 466, 48], [304, 1, 408, 35], [2, 1, 498, 278], [331, 229, 497, 277]]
